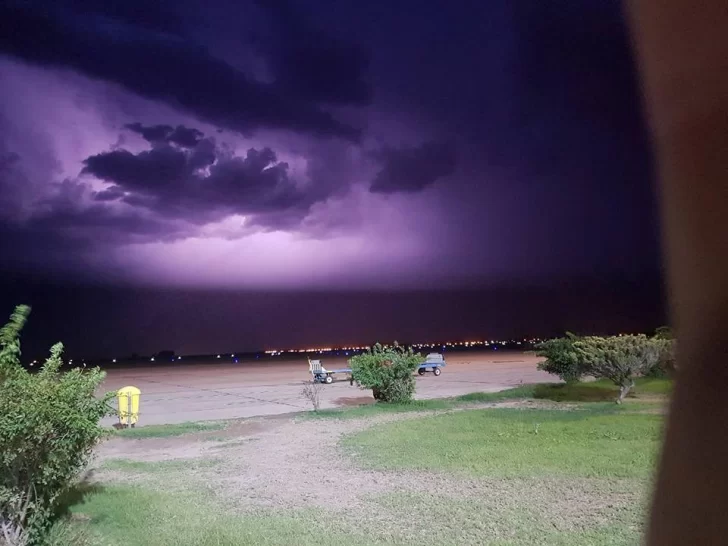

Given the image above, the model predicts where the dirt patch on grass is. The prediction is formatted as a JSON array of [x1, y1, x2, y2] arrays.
[[214, 419, 278, 439], [98, 417, 282, 462], [469, 399, 578, 410], [630, 406, 668, 415], [630, 395, 668, 404], [93, 405, 647, 543], [333, 396, 376, 407], [97, 400, 572, 467]]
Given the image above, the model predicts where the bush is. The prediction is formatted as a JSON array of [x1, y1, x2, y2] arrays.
[[300, 380, 324, 411], [647, 327, 676, 377], [0, 306, 113, 545], [573, 334, 670, 403], [349, 343, 423, 403], [535, 333, 585, 383]]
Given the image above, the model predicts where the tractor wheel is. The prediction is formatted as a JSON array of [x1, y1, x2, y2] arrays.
[[418, 368, 426, 376], [325, 375, 333, 384], [433, 367, 442, 376]]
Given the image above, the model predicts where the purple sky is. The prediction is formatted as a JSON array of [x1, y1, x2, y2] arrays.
[[0, 1, 665, 355]]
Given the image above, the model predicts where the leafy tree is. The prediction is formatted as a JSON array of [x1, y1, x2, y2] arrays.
[[0, 306, 113, 545], [349, 343, 423, 403], [535, 333, 585, 383], [574, 335, 669, 403], [654, 326, 673, 340], [0, 305, 30, 383]]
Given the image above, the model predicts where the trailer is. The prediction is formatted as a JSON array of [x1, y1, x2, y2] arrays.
[[417, 353, 446, 376], [308, 359, 352, 384], [308, 353, 446, 383]]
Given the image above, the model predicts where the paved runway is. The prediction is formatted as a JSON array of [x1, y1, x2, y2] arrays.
[[101, 351, 553, 425]]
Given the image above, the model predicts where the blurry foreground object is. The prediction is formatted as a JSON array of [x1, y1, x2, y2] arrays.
[[626, 1, 728, 543]]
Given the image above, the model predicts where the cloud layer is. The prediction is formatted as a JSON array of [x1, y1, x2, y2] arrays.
[[0, 1, 361, 139], [0, 0, 661, 291], [82, 125, 311, 229], [371, 141, 456, 193]]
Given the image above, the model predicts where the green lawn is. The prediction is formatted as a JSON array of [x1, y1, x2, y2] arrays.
[[337, 403, 661, 544], [531, 378, 671, 403], [65, 478, 646, 546], [364, 490, 643, 545], [343, 407, 663, 478], [69, 487, 382, 546]]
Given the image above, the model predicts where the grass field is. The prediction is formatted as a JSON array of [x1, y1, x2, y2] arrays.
[[69, 487, 381, 546], [59, 379, 669, 545], [343, 408, 663, 478]]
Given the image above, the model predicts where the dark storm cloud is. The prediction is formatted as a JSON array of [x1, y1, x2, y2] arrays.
[[0, 2, 361, 140], [167, 126, 205, 148], [92, 186, 126, 202], [33, 200, 176, 246], [370, 141, 456, 194], [0, 0, 669, 352], [125, 123, 204, 148], [488, 1, 649, 184], [255, 0, 372, 105], [63, 0, 186, 34], [0, 176, 182, 279], [82, 124, 312, 226], [0, 150, 24, 213], [0, 0, 663, 297], [125, 123, 174, 145], [389, 0, 649, 187]]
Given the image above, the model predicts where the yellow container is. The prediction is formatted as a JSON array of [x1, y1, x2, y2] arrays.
[[117, 386, 141, 427]]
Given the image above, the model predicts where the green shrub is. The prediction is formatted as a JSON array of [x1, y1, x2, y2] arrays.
[[646, 327, 676, 377], [535, 333, 585, 383], [349, 343, 423, 403], [0, 306, 113, 545], [573, 334, 670, 403]]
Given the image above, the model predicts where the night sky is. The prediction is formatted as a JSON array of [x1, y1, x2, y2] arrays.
[[0, 0, 665, 357]]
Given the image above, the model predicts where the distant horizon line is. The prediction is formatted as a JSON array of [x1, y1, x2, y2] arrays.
[[25, 338, 541, 365], [22, 332, 658, 365]]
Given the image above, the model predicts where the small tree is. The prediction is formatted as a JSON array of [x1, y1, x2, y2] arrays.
[[0, 306, 113, 545], [300, 380, 324, 412], [349, 343, 423, 403], [536, 333, 585, 383], [574, 335, 668, 403]]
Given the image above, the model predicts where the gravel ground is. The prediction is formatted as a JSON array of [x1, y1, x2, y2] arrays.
[[99, 352, 554, 425]]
